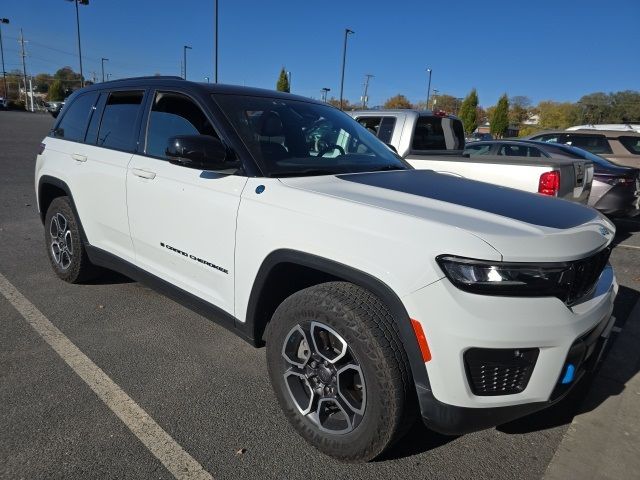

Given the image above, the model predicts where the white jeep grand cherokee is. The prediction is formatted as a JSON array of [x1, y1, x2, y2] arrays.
[[36, 77, 617, 462]]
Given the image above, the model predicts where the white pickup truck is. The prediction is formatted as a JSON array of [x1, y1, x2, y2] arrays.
[[349, 110, 593, 202]]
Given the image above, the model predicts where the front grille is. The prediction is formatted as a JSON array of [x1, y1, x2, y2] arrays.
[[464, 348, 539, 396], [566, 247, 611, 305]]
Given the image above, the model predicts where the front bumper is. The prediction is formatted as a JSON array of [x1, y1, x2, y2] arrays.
[[402, 265, 617, 434]]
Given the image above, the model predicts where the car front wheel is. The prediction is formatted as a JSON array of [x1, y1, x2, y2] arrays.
[[266, 282, 415, 462]]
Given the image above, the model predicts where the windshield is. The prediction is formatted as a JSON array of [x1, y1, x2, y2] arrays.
[[213, 94, 409, 177]]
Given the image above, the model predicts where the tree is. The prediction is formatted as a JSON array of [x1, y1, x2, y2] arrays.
[[537, 101, 581, 129], [327, 97, 354, 110], [458, 88, 479, 134], [383, 94, 412, 109], [276, 67, 290, 93], [48, 80, 65, 101], [490, 94, 509, 138], [431, 94, 459, 114], [34, 73, 53, 94], [508, 95, 531, 126]]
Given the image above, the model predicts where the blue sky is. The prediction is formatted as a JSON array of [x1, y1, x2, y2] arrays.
[[2, 0, 639, 107]]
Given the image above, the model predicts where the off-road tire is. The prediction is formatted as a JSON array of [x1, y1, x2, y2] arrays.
[[266, 281, 416, 462]]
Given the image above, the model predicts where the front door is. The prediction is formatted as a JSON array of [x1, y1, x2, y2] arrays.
[[126, 90, 247, 314]]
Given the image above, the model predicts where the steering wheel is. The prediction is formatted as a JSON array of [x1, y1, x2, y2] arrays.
[[317, 144, 345, 157]]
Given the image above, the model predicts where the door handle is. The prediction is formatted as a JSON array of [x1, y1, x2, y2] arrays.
[[72, 153, 87, 162], [131, 168, 156, 180]]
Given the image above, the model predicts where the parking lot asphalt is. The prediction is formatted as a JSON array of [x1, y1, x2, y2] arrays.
[[1, 110, 639, 480]]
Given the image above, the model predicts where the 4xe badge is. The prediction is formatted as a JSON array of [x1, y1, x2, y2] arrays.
[[599, 226, 611, 237]]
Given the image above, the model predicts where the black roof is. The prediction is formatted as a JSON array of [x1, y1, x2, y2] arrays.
[[78, 76, 325, 105]]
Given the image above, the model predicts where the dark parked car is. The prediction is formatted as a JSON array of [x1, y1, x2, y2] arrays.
[[464, 140, 640, 217]]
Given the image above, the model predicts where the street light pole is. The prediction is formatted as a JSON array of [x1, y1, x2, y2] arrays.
[[0, 18, 9, 99], [321, 87, 330, 102], [66, 0, 89, 88], [205, 76, 210, 83], [183, 45, 192, 80], [214, 0, 218, 83], [426, 68, 432, 110], [287, 71, 291, 92], [101, 57, 108, 82], [339, 28, 354, 110]]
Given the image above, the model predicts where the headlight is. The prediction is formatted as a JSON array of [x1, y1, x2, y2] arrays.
[[437, 255, 573, 301]]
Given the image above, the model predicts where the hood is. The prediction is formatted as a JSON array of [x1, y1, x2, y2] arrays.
[[280, 170, 614, 262]]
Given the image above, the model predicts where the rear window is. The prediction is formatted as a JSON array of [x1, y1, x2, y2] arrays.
[[498, 144, 542, 157], [563, 134, 612, 155], [52, 92, 99, 142], [412, 116, 446, 150], [96, 91, 144, 152], [619, 136, 640, 155]]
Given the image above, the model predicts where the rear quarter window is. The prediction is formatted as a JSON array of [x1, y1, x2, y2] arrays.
[[564, 134, 612, 154], [618, 136, 640, 155], [411, 116, 446, 150], [52, 92, 99, 142]]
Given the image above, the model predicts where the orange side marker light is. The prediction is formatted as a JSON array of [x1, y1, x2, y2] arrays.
[[410, 318, 432, 362]]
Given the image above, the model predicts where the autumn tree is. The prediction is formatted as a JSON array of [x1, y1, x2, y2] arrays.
[[276, 67, 290, 93], [383, 94, 412, 109], [459, 88, 479, 134], [490, 94, 510, 138], [48, 80, 65, 101], [537, 101, 581, 129]]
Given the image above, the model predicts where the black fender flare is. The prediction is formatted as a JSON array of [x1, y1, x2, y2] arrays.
[[244, 249, 432, 399]]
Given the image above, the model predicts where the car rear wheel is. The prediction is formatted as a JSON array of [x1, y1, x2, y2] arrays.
[[266, 281, 415, 461], [44, 196, 98, 283]]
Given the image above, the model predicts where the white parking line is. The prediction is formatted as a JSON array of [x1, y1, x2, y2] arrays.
[[615, 243, 640, 251], [0, 272, 214, 480]]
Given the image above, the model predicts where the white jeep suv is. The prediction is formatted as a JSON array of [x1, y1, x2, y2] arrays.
[[36, 77, 617, 462]]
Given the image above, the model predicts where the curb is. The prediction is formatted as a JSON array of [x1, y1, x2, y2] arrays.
[[544, 298, 640, 480]]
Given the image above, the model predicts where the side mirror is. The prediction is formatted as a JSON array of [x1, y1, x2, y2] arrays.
[[166, 134, 234, 170], [385, 143, 398, 154]]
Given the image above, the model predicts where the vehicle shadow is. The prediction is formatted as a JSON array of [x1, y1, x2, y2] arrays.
[[498, 284, 640, 435], [611, 217, 640, 246], [83, 268, 134, 285], [376, 419, 457, 461]]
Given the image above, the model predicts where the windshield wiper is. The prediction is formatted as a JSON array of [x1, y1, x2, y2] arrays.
[[369, 165, 408, 172], [271, 169, 338, 178]]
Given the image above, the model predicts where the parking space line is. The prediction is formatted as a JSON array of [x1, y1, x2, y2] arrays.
[[0, 272, 214, 480], [615, 244, 640, 250]]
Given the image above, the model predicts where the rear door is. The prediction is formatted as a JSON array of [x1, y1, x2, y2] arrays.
[[126, 90, 246, 313], [72, 89, 146, 263]]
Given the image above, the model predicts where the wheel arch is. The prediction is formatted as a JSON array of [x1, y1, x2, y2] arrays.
[[243, 249, 431, 394], [37, 175, 89, 244]]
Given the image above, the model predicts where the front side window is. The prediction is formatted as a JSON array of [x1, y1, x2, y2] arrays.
[[146, 91, 218, 159], [214, 94, 407, 177], [97, 91, 144, 152], [563, 134, 612, 154], [52, 92, 99, 142], [618, 136, 640, 155]]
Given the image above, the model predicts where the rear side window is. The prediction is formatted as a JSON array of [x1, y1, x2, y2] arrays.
[[357, 117, 382, 135], [563, 134, 612, 154], [96, 91, 144, 152], [145, 91, 217, 159], [52, 92, 99, 142], [619, 136, 640, 155], [498, 144, 542, 157], [532, 134, 561, 143], [464, 144, 492, 155], [412, 116, 446, 150], [356, 116, 396, 144]]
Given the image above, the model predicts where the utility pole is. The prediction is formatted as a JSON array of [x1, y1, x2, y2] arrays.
[[361, 74, 373, 109], [28, 76, 34, 111], [0, 18, 9, 99], [426, 68, 432, 110], [90, 71, 97, 84], [213, 0, 218, 83], [431, 88, 439, 110], [101, 57, 108, 82], [287, 71, 291, 92], [339, 28, 354, 110], [19, 29, 28, 110], [183, 45, 192, 80]]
